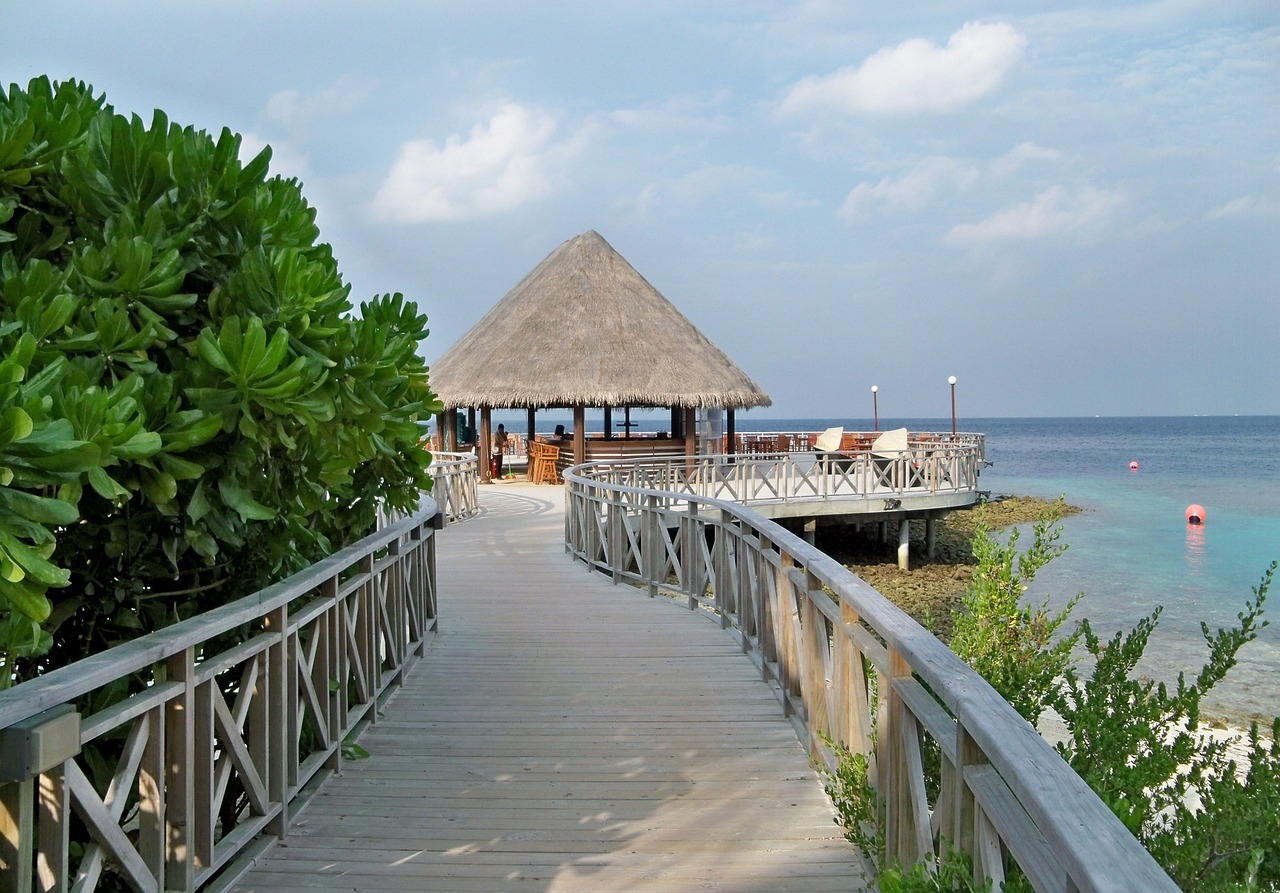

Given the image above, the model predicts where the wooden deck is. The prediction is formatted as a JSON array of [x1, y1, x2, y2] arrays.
[[227, 482, 865, 892]]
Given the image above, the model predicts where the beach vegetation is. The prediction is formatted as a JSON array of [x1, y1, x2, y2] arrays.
[[0, 76, 441, 685], [948, 498, 1080, 724], [819, 499, 1279, 891], [1051, 561, 1278, 892]]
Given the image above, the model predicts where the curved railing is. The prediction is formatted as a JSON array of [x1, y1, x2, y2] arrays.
[[563, 463, 1177, 893], [584, 440, 983, 513], [429, 450, 480, 523], [0, 503, 440, 893]]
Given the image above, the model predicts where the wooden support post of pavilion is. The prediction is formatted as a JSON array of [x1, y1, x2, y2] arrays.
[[479, 407, 492, 483]]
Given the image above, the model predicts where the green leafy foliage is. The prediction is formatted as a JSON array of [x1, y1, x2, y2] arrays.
[[955, 508, 1278, 891], [0, 77, 441, 683], [949, 498, 1080, 725], [1052, 562, 1279, 892], [817, 731, 999, 892], [816, 732, 883, 883], [822, 503, 1278, 892], [878, 849, 994, 893]]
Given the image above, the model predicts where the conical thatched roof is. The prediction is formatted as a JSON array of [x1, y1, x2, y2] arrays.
[[431, 231, 771, 410]]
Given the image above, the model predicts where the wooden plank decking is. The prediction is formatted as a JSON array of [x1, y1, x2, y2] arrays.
[[228, 482, 865, 892]]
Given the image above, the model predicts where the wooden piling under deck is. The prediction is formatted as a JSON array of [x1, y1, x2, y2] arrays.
[[227, 482, 865, 893]]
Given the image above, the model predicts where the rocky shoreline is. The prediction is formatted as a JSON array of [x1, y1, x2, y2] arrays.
[[815, 495, 1080, 642]]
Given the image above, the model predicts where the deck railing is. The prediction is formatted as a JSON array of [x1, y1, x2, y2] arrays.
[[731, 430, 986, 458], [428, 451, 480, 522], [563, 463, 1177, 893], [580, 441, 983, 508], [0, 502, 440, 893]]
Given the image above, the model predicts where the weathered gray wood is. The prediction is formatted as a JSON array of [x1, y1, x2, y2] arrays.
[[0, 510, 438, 731], [562, 460, 1181, 893], [0, 505, 440, 893], [966, 765, 1068, 893], [228, 483, 866, 893]]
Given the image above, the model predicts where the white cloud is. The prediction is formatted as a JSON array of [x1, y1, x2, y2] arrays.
[[778, 21, 1027, 117], [632, 165, 758, 217], [839, 157, 979, 220], [1204, 195, 1280, 220], [263, 75, 378, 134], [945, 185, 1127, 245], [608, 92, 730, 134], [369, 104, 564, 223], [989, 142, 1062, 177]]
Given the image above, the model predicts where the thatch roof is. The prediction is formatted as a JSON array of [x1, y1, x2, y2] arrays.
[[431, 231, 771, 411]]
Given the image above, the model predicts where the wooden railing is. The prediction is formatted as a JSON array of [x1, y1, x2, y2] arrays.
[[562, 464, 1178, 893], [580, 441, 984, 509], [0, 502, 440, 893], [428, 451, 479, 523], [731, 430, 986, 459]]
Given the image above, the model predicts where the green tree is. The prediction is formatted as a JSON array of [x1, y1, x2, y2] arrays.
[[0, 76, 441, 683]]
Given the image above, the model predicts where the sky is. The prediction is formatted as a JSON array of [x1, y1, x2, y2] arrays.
[[4, 1, 1278, 419]]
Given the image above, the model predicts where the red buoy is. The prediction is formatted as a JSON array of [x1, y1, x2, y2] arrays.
[[1185, 504, 1205, 524], [1129, 460, 1139, 471]]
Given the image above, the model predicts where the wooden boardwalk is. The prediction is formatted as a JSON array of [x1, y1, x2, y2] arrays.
[[228, 482, 864, 892]]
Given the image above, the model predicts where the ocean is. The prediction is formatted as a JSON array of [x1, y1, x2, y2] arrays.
[[491, 412, 1280, 721]]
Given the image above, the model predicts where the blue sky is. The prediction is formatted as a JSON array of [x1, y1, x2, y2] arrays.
[[4, 2, 1277, 418]]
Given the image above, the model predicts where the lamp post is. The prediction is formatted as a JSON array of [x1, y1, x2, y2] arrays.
[[871, 385, 879, 432], [948, 375, 957, 437]]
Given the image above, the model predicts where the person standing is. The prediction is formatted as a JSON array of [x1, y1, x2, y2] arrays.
[[492, 424, 509, 478]]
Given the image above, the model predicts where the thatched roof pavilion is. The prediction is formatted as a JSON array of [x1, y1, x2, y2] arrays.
[[431, 230, 770, 480]]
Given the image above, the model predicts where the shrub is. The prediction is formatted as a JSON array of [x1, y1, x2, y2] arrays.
[[1052, 563, 1278, 892], [948, 499, 1080, 725], [820, 503, 1278, 892], [0, 76, 441, 683]]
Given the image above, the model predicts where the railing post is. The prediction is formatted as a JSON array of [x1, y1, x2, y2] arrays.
[[268, 605, 289, 838], [686, 502, 703, 609], [714, 510, 731, 627], [609, 489, 623, 584], [421, 519, 439, 638], [774, 543, 799, 712], [800, 569, 832, 757], [0, 778, 33, 893], [584, 486, 599, 570], [138, 705, 165, 887], [165, 648, 195, 891], [193, 675, 214, 871], [644, 494, 660, 598], [836, 604, 872, 758], [36, 767, 68, 893], [881, 647, 903, 868], [357, 555, 376, 711], [324, 578, 344, 773], [387, 536, 406, 678], [737, 524, 752, 649], [953, 722, 986, 871]]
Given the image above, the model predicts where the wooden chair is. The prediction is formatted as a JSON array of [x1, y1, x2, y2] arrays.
[[525, 440, 541, 481], [533, 442, 560, 484]]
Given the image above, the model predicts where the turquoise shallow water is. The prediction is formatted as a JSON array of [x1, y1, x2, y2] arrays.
[[750, 416, 1280, 720], [503, 413, 1280, 720], [969, 416, 1280, 722]]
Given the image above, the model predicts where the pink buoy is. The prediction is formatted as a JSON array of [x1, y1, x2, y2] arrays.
[[1129, 460, 1139, 471], [1185, 504, 1205, 525]]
